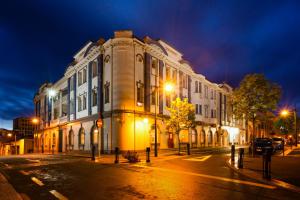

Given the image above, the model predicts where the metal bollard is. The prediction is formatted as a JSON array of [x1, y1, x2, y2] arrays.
[[238, 148, 244, 168], [282, 141, 285, 157], [262, 147, 272, 179], [115, 147, 119, 164], [146, 147, 150, 163], [231, 144, 235, 162], [91, 145, 96, 161], [187, 143, 191, 155]]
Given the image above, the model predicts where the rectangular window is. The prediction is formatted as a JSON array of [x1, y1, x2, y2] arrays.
[[70, 98, 75, 114], [83, 68, 87, 83], [78, 71, 82, 86], [136, 81, 144, 104], [70, 76, 74, 91], [104, 82, 110, 104], [195, 81, 198, 93], [151, 87, 156, 105], [211, 109, 214, 118], [151, 58, 158, 76], [199, 82, 202, 93], [82, 94, 86, 110], [204, 85, 208, 98], [92, 61, 97, 78], [182, 74, 187, 89], [211, 90, 214, 100], [195, 104, 199, 114], [172, 70, 177, 83], [199, 104, 202, 115], [204, 105, 208, 118], [78, 96, 82, 112], [92, 89, 97, 107]]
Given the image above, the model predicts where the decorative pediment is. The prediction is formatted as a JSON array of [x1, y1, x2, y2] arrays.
[[143, 36, 168, 56]]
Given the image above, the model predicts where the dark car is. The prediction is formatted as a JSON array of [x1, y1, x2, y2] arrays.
[[272, 137, 284, 151], [253, 138, 273, 154]]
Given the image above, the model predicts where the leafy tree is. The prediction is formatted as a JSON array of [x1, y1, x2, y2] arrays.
[[274, 116, 294, 135], [166, 98, 195, 154], [232, 74, 281, 146]]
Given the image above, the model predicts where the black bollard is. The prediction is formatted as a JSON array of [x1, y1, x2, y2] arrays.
[[146, 147, 150, 163], [187, 143, 191, 155], [263, 147, 272, 179], [282, 141, 285, 157], [231, 144, 235, 162], [115, 147, 119, 164], [91, 145, 96, 161], [238, 148, 244, 168]]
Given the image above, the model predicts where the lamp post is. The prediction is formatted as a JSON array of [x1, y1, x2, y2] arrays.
[[280, 108, 297, 147], [151, 78, 174, 157], [7, 132, 17, 154]]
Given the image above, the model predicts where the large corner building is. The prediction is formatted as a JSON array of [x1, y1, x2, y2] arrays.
[[33, 30, 247, 154]]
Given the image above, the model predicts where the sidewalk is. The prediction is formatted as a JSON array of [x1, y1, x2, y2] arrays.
[[226, 146, 300, 193], [0, 172, 22, 200]]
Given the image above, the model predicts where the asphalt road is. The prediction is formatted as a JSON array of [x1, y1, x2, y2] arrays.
[[0, 152, 299, 200]]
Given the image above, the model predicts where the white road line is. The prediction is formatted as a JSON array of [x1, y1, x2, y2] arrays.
[[133, 164, 276, 190], [31, 177, 44, 186], [184, 155, 212, 162], [50, 190, 68, 200], [19, 170, 30, 175]]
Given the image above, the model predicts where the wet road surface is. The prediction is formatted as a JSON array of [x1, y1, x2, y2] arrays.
[[0, 153, 299, 200]]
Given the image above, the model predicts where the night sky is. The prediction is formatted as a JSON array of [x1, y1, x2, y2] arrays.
[[1, 0, 300, 129]]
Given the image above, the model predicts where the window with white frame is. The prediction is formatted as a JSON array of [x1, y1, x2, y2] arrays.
[[204, 105, 209, 118], [199, 82, 202, 94], [195, 81, 199, 93], [78, 96, 82, 111], [92, 88, 97, 107], [151, 86, 156, 105], [151, 58, 158, 76], [82, 94, 86, 110], [204, 85, 208, 98], [83, 68, 87, 83], [92, 61, 97, 78]]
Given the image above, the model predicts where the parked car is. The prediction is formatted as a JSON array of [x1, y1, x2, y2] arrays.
[[253, 138, 273, 154], [272, 137, 284, 151]]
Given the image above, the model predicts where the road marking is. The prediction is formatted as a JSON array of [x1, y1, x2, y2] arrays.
[[31, 177, 44, 186], [50, 190, 68, 200], [19, 170, 30, 175], [133, 164, 276, 190], [4, 164, 12, 169], [184, 155, 212, 162], [26, 159, 40, 163]]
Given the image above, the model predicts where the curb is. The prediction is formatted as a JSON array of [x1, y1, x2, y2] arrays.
[[225, 157, 300, 193], [0, 172, 23, 200]]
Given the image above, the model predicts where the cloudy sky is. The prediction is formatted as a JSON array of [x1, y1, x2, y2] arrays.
[[1, 0, 300, 129]]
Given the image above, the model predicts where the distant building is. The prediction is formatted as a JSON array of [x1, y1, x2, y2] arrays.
[[33, 30, 246, 154], [13, 117, 35, 138]]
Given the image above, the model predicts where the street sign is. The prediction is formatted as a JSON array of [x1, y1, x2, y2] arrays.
[[96, 119, 103, 128]]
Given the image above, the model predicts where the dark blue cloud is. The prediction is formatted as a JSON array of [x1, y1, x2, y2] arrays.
[[1, 0, 300, 129]]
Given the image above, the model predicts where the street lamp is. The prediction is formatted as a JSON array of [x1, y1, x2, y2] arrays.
[[32, 117, 45, 153], [280, 108, 297, 147], [153, 81, 175, 157], [7, 132, 17, 154]]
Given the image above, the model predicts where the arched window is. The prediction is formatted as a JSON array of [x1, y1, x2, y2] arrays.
[[201, 130, 206, 144], [68, 129, 74, 147], [90, 125, 98, 145], [79, 127, 85, 146], [208, 130, 213, 145]]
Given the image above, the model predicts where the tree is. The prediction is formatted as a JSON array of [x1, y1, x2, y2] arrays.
[[166, 98, 195, 154], [274, 116, 294, 135], [232, 74, 281, 147]]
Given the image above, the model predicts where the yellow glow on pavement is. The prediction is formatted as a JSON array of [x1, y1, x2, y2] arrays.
[[133, 164, 276, 190], [31, 177, 44, 186], [50, 190, 68, 200]]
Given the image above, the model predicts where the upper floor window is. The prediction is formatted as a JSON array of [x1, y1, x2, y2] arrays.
[[172, 70, 177, 83], [78, 67, 87, 86], [136, 81, 144, 105], [166, 94, 171, 107], [151, 86, 156, 105], [195, 81, 199, 93], [78, 93, 87, 111], [70, 76, 74, 91], [204, 85, 208, 98], [92, 88, 97, 107], [92, 61, 97, 78], [182, 74, 187, 89], [104, 82, 110, 104], [199, 82, 202, 93], [78, 96, 82, 112], [151, 58, 158, 76], [195, 104, 202, 115], [82, 94, 87, 110], [204, 105, 209, 118], [211, 89, 214, 100]]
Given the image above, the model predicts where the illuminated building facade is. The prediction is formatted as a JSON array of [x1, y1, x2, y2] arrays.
[[33, 30, 246, 154]]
